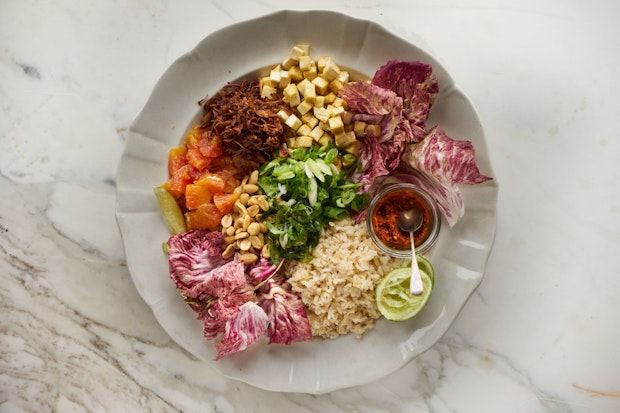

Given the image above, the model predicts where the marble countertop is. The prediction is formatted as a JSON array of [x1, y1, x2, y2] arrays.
[[2, 1, 619, 412]]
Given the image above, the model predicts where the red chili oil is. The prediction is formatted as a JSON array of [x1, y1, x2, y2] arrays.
[[370, 189, 434, 250]]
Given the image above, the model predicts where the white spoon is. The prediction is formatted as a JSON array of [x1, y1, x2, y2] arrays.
[[398, 209, 424, 296]]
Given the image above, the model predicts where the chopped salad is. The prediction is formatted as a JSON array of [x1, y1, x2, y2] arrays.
[[156, 45, 491, 359]]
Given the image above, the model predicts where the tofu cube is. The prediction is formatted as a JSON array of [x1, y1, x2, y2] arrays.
[[283, 83, 301, 107], [322, 59, 341, 81], [354, 121, 367, 137], [337, 71, 350, 84], [261, 76, 273, 88], [301, 112, 319, 128], [329, 79, 345, 93], [318, 133, 334, 146], [344, 140, 363, 156], [313, 95, 325, 108], [302, 82, 316, 103], [296, 135, 314, 148], [328, 116, 345, 136], [317, 55, 330, 72], [366, 124, 382, 137], [288, 65, 303, 82], [261, 85, 277, 99], [313, 106, 330, 123], [309, 126, 325, 141], [285, 114, 303, 130], [277, 110, 290, 123], [290, 44, 309, 60], [297, 124, 312, 136], [296, 78, 311, 94], [299, 55, 313, 71], [281, 56, 297, 70], [279, 70, 291, 88], [303, 64, 317, 81], [324, 92, 336, 104], [341, 111, 354, 125], [269, 68, 281, 85], [312, 76, 330, 95], [335, 131, 356, 148], [296, 100, 314, 116]]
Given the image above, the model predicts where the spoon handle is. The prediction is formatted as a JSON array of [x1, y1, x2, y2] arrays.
[[409, 231, 424, 296]]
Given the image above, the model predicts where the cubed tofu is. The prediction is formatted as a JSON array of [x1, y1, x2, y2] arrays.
[[312, 76, 330, 95], [313, 95, 325, 108], [313, 107, 330, 123], [317, 55, 330, 72], [344, 140, 363, 156], [302, 82, 316, 103], [322, 59, 341, 81], [341, 111, 354, 125], [332, 97, 346, 108], [296, 78, 311, 94], [309, 126, 324, 141], [261, 76, 273, 88], [296, 100, 314, 116], [288, 65, 303, 82], [285, 114, 303, 130], [318, 133, 334, 146], [269, 68, 281, 85], [337, 71, 350, 84], [335, 131, 356, 148], [366, 124, 382, 137], [297, 124, 312, 136], [281, 56, 297, 70], [329, 79, 344, 93], [279, 70, 291, 88], [261, 85, 277, 99], [303, 64, 317, 80], [277, 110, 290, 123], [296, 135, 314, 148], [299, 55, 312, 71], [328, 116, 345, 136], [290, 44, 309, 60], [301, 112, 319, 128], [283, 83, 301, 107], [324, 92, 337, 104], [354, 121, 367, 137]]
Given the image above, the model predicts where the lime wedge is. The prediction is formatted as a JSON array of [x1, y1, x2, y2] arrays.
[[376, 267, 433, 321], [416, 255, 435, 286], [153, 187, 186, 235]]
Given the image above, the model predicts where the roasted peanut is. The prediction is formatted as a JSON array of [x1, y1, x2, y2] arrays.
[[238, 192, 250, 205], [240, 252, 258, 264], [250, 235, 263, 249], [234, 231, 249, 240], [243, 184, 260, 194], [238, 238, 252, 252], [247, 222, 261, 236], [221, 214, 233, 228], [248, 170, 259, 185]]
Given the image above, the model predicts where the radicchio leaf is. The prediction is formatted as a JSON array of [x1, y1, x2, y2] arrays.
[[214, 301, 269, 360], [167, 230, 227, 299], [259, 276, 312, 345], [400, 125, 492, 226]]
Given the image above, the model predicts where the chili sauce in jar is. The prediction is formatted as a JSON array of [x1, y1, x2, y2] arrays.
[[367, 183, 441, 258]]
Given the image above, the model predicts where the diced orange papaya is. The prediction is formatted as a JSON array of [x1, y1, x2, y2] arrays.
[[213, 192, 239, 214], [214, 168, 241, 193], [185, 203, 223, 231], [185, 182, 213, 210]]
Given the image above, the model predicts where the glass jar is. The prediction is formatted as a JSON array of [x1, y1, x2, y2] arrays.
[[366, 182, 441, 258]]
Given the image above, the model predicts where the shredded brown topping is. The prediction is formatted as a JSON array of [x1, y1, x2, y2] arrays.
[[198, 81, 289, 172]]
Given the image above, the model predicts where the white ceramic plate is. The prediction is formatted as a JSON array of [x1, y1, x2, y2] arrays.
[[115, 10, 498, 394]]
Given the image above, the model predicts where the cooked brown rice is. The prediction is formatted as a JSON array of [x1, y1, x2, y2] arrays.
[[287, 217, 404, 339]]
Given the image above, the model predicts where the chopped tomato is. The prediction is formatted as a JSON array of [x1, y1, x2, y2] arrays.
[[213, 192, 239, 214], [185, 182, 213, 210], [185, 203, 223, 231], [167, 145, 188, 176]]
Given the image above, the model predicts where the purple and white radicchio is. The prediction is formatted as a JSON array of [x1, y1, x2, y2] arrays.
[[167, 234, 311, 359], [400, 126, 492, 226]]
